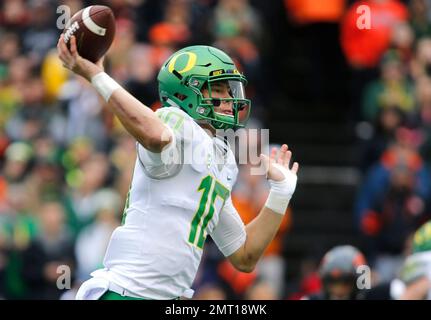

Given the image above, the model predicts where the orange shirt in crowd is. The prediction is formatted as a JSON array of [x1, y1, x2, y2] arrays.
[[285, 0, 347, 24], [341, 0, 408, 68]]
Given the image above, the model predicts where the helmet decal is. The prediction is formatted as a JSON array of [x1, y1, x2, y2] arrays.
[[168, 51, 197, 74]]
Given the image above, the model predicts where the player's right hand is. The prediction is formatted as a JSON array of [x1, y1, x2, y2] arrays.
[[261, 144, 299, 181], [260, 144, 298, 198], [57, 34, 104, 81]]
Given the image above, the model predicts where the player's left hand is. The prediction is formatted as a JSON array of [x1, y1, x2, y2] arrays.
[[260, 144, 299, 182]]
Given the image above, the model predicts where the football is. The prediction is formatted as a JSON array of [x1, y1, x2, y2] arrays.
[[63, 5, 116, 63]]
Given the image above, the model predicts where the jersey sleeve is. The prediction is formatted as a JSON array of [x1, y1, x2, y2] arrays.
[[210, 196, 246, 257], [137, 107, 191, 179]]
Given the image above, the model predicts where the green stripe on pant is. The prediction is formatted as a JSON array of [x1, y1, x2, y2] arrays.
[[99, 290, 180, 300]]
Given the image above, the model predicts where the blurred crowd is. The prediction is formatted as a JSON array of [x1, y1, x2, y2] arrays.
[[1, 0, 431, 300], [275, 0, 431, 300], [350, 0, 431, 295]]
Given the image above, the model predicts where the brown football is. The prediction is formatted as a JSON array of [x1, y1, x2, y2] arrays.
[[63, 5, 116, 63]]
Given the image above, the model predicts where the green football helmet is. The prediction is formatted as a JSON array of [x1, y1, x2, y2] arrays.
[[412, 221, 431, 253], [157, 45, 251, 130]]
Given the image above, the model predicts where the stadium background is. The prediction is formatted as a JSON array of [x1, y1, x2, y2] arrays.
[[0, 0, 430, 299]]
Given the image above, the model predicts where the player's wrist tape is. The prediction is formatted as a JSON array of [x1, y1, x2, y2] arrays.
[[91, 72, 120, 102], [265, 189, 291, 215], [265, 163, 297, 215]]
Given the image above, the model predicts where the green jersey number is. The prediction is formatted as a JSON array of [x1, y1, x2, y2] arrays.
[[188, 175, 229, 249]]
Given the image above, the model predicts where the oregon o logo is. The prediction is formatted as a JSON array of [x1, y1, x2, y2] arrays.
[[168, 52, 197, 74]]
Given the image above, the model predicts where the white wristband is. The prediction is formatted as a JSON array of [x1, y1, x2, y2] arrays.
[[91, 72, 121, 102], [265, 190, 291, 215], [264, 163, 297, 215]]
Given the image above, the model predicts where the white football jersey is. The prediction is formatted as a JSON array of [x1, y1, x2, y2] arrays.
[[90, 107, 246, 299]]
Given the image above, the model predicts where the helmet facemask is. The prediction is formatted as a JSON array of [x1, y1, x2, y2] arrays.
[[186, 75, 251, 130]]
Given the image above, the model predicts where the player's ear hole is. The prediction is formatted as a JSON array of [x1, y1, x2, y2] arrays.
[[174, 93, 187, 101]]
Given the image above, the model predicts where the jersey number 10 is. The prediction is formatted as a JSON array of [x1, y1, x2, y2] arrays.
[[188, 175, 229, 249]]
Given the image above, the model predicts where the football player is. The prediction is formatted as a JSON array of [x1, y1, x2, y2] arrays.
[[57, 35, 299, 300], [304, 245, 410, 300], [399, 221, 431, 300], [303, 245, 368, 300]]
